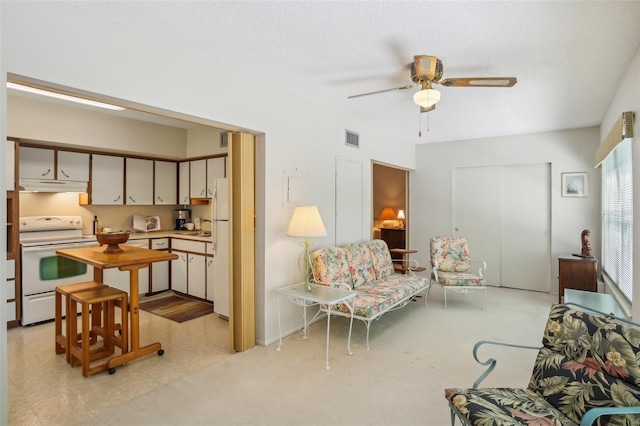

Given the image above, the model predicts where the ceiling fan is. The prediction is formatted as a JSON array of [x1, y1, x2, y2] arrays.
[[348, 55, 517, 112]]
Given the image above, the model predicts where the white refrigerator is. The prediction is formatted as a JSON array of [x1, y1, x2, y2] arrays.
[[211, 178, 230, 318]]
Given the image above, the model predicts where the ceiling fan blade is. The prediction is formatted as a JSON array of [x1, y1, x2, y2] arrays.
[[420, 105, 435, 113], [348, 84, 415, 99], [439, 77, 517, 87]]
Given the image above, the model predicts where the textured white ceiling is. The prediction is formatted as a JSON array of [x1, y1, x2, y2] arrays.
[[67, 1, 640, 144]]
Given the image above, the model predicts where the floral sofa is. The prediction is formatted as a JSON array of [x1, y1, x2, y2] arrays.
[[309, 239, 429, 350], [446, 304, 640, 425]]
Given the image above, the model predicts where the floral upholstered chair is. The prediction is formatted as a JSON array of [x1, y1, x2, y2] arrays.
[[445, 304, 640, 425], [429, 236, 487, 309]]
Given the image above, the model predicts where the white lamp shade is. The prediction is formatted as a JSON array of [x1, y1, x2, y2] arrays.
[[413, 88, 441, 108], [397, 210, 405, 220], [286, 205, 327, 237]]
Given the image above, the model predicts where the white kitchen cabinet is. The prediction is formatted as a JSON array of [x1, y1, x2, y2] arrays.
[[19, 146, 54, 179], [154, 160, 177, 205], [91, 154, 124, 204], [206, 157, 226, 197], [57, 151, 89, 181], [104, 238, 149, 295], [188, 254, 206, 299], [150, 238, 170, 293], [125, 158, 154, 205], [170, 239, 209, 299], [190, 159, 207, 198], [178, 161, 190, 204], [171, 252, 188, 293], [19, 147, 89, 182], [206, 256, 214, 303]]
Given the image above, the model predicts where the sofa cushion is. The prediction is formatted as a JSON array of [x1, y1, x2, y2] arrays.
[[344, 243, 376, 288], [367, 240, 396, 280], [430, 236, 471, 272], [331, 291, 389, 318], [436, 271, 485, 287], [358, 275, 427, 306], [445, 387, 574, 426], [527, 304, 640, 425], [310, 246, 353, 289]]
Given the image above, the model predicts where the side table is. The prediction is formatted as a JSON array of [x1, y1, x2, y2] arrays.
[[389, 248, 427, 274], [276, 282, 356, 369]]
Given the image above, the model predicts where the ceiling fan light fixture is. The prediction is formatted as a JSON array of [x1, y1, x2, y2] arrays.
[[413, 88, 441, 108]]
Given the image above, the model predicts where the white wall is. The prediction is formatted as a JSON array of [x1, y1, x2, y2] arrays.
[[411, 126, 602, 296], [9, 95, 188, 159], [0, 2, 417, 357], [599, 46, 640, 320]]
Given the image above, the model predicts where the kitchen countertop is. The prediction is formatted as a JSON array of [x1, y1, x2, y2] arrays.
[[118, 230, 213, 243]]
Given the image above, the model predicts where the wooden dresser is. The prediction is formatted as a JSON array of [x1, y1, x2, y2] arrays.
[[380, 228, 405, 260], [558, 255, 598, 303]]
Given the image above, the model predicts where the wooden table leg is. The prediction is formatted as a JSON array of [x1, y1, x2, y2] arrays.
[[107, 263, 163, 372]]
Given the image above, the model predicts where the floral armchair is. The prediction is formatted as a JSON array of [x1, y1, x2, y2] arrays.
[[429, 236, 487, 309], [446, 304, 640, 425]]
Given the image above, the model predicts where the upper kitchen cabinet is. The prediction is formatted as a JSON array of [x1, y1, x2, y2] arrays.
[[19, 146, 54, 179], [178, 162, 190, 204], [19, 146, 89, 182], [190, 159, 207, 199], [206, 157, 226, 197], [58, 151, 89, 181], [154, 160, 177, 205], [125, 158, 154, 205], [91, 154, 124, 205]]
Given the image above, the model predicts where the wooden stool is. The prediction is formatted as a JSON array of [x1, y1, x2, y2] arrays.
[[69, 287, 128, 377], [55, 281, 106, 362]]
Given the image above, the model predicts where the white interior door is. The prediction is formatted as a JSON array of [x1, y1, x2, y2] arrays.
[[453, 164, 551, 292], [453, 167, 502, 287], [336, 157, 363, 246], [501, 164, 551, 292]]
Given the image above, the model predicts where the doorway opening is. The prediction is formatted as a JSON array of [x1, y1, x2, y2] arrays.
[[5, 74, 263, 352], [372, 162, 409, 257]]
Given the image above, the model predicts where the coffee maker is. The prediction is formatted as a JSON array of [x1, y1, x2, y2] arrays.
[[174, 209, 191, 230]]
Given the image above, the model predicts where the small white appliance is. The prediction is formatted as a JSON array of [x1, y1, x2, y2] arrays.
[[211, 178, 230, 318], [20, 215, 98, 325]]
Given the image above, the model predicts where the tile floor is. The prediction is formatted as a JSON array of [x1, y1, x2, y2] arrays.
[[7, 295, 231, 425]]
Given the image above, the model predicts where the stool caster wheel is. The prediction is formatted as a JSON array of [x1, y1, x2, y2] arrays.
[[109, 367, 116, 374], [158, 349, 165, 356]]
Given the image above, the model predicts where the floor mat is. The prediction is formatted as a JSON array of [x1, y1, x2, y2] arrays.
[[139, 292, 214, 323]]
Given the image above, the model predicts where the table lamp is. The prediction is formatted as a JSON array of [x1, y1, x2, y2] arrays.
[[286, 205, 327, 290], [397, 209, 406, 228], [379, 207, 396, 228]]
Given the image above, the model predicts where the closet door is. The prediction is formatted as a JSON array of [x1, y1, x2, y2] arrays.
[[501, 164, 550, 292], [452, 166, 502, 287], [453, 164, 551, 292]]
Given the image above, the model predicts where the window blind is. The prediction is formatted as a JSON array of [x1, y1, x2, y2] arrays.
[[602, 138, 633, 301]]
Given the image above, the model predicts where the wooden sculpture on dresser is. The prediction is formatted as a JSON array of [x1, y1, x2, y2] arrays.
[[581, 229, 593, 257]]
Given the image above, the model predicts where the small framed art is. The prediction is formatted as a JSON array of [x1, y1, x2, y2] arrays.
[[562, 172, 588, 197]]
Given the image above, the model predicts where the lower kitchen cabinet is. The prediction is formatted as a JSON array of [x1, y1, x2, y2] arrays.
[[104, 266, 149, 296], [171, 253, 188, 293], [104, 238, 150, 295], [170, 239, 209, 299], [188, 254, 206, 299]]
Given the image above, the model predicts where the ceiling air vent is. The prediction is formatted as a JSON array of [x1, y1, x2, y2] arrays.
[[345, 130, 359, 148], [220, 133, 229, 148]]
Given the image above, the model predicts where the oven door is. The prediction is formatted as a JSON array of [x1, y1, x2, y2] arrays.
[[21, 241, 99, 295], [21, 241, 98, 325]]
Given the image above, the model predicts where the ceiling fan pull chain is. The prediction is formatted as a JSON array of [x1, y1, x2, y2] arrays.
[[418, 112, 422, 137]]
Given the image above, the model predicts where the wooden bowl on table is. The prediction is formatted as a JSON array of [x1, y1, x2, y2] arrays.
[[96, 231, 130, 253]]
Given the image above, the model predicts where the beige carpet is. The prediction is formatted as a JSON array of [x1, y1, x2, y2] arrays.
[[73, 286, 556, 425]]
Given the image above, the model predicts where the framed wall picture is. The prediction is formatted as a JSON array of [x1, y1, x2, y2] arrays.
[[562, 172, 588, 197]]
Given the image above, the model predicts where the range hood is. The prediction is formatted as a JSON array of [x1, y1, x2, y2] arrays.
[[19, 178, 88, 193]]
